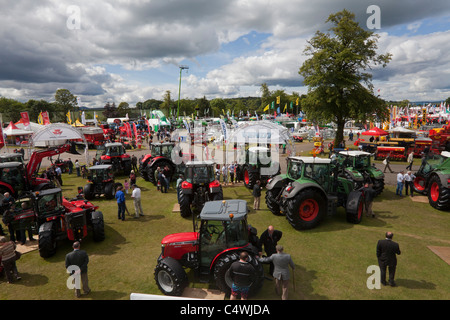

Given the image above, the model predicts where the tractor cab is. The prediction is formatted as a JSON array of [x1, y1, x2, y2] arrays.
[[35, 188, 65, 221], [151, 142, 175, 158], [87, 165, 114, 184], [184, 161, 216, 185], [198, 200, 249, 269], [336, 150, 372, 169], [0, 162, 27, 195], [0, 153, 24, 164], [286, 157, 333, 192]]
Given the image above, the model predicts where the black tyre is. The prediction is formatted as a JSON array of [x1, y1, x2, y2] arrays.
[[179, 191, 192, 218], [104, 182, 115, 199], [345, 190, 364, 224], [123, 161, 132, 175], [38, 223, 57, 258], [139, 162, 149, 181], [265, 189, 283, 216], [83, 183, 95, 200], [285, 189, 326, 230], [427, 175, 450, 210], [154, 257, 187, 296], [243, 166, 258, 189], [147, 165, 157, 185], [211, 187, 224, 201], [213, 252, 264, 296], [91, 211, 105, 242], [372, 178, 385, 196], [413, 174, 428, 194]]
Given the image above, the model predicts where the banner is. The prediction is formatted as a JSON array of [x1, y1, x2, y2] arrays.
[[0, 123, 4, 149], [218, 119, 228, 142], [41, 111, 51, 125], [20, 112, 31, 130], [132, 122, 138, 144], [66, 111, 72, 125]]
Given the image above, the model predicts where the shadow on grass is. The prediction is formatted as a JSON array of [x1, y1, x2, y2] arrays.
[[78, 289, 128, 300], [395, 278, 436, 290], [11, 273, 49, 287]]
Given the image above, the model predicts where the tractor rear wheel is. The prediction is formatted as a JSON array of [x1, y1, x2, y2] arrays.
[[213, 252, 264, 296], [428, 175, 450, 210], [104, 182, 115, 199], [154, 257, 187, 296], [345, 190, 364, 224], [38, 222, 57, 258], [372, 178, 385, 196], [285, 189, 326, 230], [266, 188, 283, 216], [243, 166, 258, 189], [179, 191, 192, 218]]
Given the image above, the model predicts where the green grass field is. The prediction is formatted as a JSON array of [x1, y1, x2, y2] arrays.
[[1, 171, 449, 300]]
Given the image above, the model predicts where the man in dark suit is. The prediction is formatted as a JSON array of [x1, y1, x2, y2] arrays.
[[65, 241, 91, 297], [258, 225, 283, 277], [377, 232, 401, 286]]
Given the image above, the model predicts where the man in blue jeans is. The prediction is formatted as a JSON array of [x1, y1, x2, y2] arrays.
[[396, 171, 405, 196], [115, 186, 126, 221]]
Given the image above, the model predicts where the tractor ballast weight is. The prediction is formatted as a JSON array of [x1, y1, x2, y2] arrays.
[[154, 199, 264, 296]]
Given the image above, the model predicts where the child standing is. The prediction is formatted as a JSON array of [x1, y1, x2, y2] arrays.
[[124, 179, 129, 194]]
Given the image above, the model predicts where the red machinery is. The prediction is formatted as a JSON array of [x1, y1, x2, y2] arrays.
[[428, 125, 450, 153], [375, 146, 406, 161], [0, 143, 80, 197]]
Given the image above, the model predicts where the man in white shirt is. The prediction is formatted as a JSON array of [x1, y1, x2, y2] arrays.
[[396, 171, 405, 196], [131, 185, 144, 218], [404, 171, 416, 197]]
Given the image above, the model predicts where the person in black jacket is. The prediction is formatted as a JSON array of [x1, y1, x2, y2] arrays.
[[362, 183, 376, 218], [65, 241, 91, 297], [258, 225, 283, 277], [229, 251, 256, 300], [252, 180, 262, 210], [377, 232, 401, 287]]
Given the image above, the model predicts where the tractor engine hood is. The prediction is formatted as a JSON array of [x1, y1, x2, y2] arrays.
[[160, 232, 198, 261]]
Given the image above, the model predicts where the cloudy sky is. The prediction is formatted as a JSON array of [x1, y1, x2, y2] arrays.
[[1, 0, 450, 108]]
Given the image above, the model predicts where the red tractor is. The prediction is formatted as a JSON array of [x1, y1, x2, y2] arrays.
[[0, 142, 80, 197], [139, 142, 194, 184], [154, 199, 264, 296], [6, 188, 105, 258], [98, 142, 132, 175]]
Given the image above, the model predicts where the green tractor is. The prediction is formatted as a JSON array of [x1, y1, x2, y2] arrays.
[[236, 146, 280, 189], [265, 156, 364, 230], [413, 151, 450, 210], [335, 150, 385, 195]]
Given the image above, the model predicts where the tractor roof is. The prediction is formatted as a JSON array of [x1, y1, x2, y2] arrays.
[[104, 142, 124, 147], [0, 153, 22, 158], [441, 151, 450, 158], [0, 161, 22, 168], [185, 160, 215, 167], [36, 188, 62, 197], [88, 164, 113, 170], [248, 146, 269, 152], [200, 200, 248, 221], [338, 150, 372, 157], [289, 156, 331, 164], [152, 142, 175, 146]]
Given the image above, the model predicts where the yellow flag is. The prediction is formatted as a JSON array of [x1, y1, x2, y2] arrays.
[[37, 112, 43, 125], [283, 103, 287, 112], [263, 104, 269, 112], [276, 96, 280, 104], [296, 98, 299, 106], [66, 111, 72, 125]]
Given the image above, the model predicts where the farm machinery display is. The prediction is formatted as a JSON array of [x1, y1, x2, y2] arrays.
[[6, 188, 105, 258], [0, 142, 80, 197], [178, 161, 223, 218], [236, 146, 280, 190], [265, 156, 364, 230], [154, 199, 264, 296], [98, 142, 132, 175], [336, 150, 385, 195], [83, 164, 123, 200]]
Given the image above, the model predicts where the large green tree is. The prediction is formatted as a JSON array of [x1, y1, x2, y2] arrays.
[[54, 88, 77, 115], [299, 9, 391, 145]]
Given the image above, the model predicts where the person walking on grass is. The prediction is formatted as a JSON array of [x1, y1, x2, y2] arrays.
[[65, 241, 90, 297], [258, 245, 295, 300], [377, 232, 401, 287], [258, 225, 283, 278]]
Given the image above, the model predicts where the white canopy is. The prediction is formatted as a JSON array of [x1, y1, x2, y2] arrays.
[[227, 121, 290, 144], [390, 126, 415, 133]]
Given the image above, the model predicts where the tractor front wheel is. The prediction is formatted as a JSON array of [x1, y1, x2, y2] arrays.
[[154, 257, 187, 296], [266, 188, 283, 216], [179, 191, 192, 218], [345, 190, 364, 224], [285, 189, 326, 230]]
